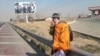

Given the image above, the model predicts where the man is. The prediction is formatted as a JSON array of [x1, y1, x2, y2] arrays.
[[49, 13, 73, 56]]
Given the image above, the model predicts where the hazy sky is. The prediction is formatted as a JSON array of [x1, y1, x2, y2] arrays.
[[0, 0, 100, 22]]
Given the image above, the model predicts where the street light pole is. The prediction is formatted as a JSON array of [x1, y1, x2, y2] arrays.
[[26, 13, 28, 23], [25, 4, 29, 24]]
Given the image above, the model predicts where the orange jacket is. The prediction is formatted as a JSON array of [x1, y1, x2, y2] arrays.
[[52, 22, 70, 51]]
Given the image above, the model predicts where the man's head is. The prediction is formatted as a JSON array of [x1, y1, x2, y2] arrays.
[[52, 13, 60, 24]]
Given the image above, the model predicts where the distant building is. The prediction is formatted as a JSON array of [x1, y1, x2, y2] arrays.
[[88, 6, 100, 16]]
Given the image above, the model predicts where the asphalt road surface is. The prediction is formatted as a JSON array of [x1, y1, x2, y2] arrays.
[[0, 23, 39, 56], [70, 18, 100, 38]]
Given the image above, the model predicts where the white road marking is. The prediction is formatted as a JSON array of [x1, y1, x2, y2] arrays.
[[68, 20, 77, 24], [0, 42, 24, 44], [0, 55, 12, 56], [0, 36, 18, 37]]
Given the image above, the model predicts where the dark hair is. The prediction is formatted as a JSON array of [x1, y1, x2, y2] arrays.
[[52, 13, 60, 20]]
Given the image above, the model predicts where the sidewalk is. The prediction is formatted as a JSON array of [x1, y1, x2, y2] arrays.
[[0, 23, 38, 56]]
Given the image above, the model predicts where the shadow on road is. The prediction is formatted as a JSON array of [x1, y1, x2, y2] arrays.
[[26, 52, 39, 56]]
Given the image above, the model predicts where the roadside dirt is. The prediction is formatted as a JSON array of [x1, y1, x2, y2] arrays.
[[14, 20, 100, 56]]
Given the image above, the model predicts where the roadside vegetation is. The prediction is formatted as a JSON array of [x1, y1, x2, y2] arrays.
[[14, 20, 100, 56]]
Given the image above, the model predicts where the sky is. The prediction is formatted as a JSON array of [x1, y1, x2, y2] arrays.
[[0, 0, 100, 22]]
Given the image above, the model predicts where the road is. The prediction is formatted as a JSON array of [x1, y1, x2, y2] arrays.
[[0, 22, 4, 28], [0, 23, 39, 56], [70, 18, 100, 38]]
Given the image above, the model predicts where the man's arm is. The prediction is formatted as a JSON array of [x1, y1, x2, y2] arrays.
[[49, 26, 54, 36]]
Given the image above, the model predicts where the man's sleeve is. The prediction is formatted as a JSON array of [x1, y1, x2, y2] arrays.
[[49, 26, 54, 36]]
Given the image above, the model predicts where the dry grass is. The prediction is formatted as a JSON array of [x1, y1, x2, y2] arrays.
[[72, 32, 100, 56], [14, 20, 100, 56], [15, 21, 52, 40]]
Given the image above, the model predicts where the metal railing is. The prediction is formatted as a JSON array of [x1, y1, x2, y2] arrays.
[[10, 23, 94, 56]]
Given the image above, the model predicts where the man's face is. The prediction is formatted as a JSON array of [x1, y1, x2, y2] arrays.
[[53, 17, 59, 24]]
